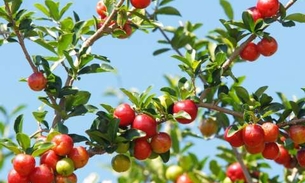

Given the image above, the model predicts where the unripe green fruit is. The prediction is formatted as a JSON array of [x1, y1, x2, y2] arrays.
[[165, 165, 183, 181], [56, 158, 75, 176]]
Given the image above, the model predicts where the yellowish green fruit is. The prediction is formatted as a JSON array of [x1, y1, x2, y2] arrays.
[[56, 158, 75, 176], [111, 154, 131, 173], [165, 165, 183, 181]]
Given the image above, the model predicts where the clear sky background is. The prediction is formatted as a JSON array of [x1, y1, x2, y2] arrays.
[[1, 0, 305, 182]]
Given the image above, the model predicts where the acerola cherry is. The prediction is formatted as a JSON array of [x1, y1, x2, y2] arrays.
[[27, 72, 47, 91], [68, 146, 89, 169], [165, 165, 183, 181], [40, 150, 60, 171], [7, 169, 29, 183], [257, 37, 278, 56], [274, 145, 291, 165], [261, 122, 279, 142], [55, 173, 77, 183], [133, 138, 152, 160], [29, 164, 54, 183], [114, 103, 135, 127], [240, 42, 260, 62], [173, 99, 198, 124], [297, 148, 305, 167], [226, 162, 246, 182], [111, 154, 131, 172], [176, 173, 193, 183], [96, 1, 107, 19], [132, 114, 157, 138], [130, 0, 151, 9], [13, 153, 36, 176], [51, 134, 74, 156], [242, 124, 265, 147], [56, 158, 75, 176], [199, 117, 218, 138], [262, 142, 280, 160], [150, 132, 172, 154], [118, 22, 133, 39], [245, 141, 265, 154], [288, 125, 305, 145], [247, 7, 263, 22], [224, 125, 244, 147], [257, 0, 280, 18]]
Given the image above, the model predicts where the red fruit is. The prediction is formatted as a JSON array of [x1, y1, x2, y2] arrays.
[[173, 99, 198, 124], [68, 146, 89, 169], [7, 169, 29, 183], [226, 162, 246, 182], [262, 142, 280, 160], [150, 132, 172, 154], [27, 72, 47, 91], [261, 122, 279, 142], [224, 126, 244, 147], [240, 42, 260, 61], [130, 0, 151, 9], [288, 125, 305, 145], [245, 141, 265, 154], [133, 138, 152, 160], [96, 1, 107, 19], [257, 37, 278, 57], [55, 173, 77, 183], [118, 22, 133, 39], [13, 154, 36, 177], [274, 145, 291, 165], [242, 124, 265, 147], [51, 134, 74, 156], [114, 103, 135, 127], [40, 150, 60, 171], [132, 114, 157, 138], [297, 148, 305, 167], [29, 164, 54, 183], [257, 0, 280, 18], [247, 7, 263, 22], [176, 173, 193, 183]]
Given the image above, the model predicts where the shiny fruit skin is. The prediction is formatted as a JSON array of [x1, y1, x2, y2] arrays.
[[245, 141, 265, 154], [52, 134, 74, 156], [262, 142, 280, 160], [199, 118, 218, 138], [7, 169, 29, 183], [165, 165, 183, 181], [13, 153, 36, 176], [257, 0, 280, 18], [96, 1, 107, 18], [297, 148, 305, 167], [176, 173, 193, 183], [132, 114, 157, 138], [118, 22, 133, 39], [257, 37, 278, 56], [226, 162, 246, 182], [133, 138, 152, 160], [55, 173, 77, 183], [130, 0, 151, 9], [40, 150, 60, 171], [27, 72, 47, 91], [114, 103, 135, 127], [274, 145, 291, 165], [288, 125, 305, 145], [247, 7, 263, 22], [242, 124, 265, 147], [224, 126, 244, 147], [29, 164, 54, 183], [261, 122, 279, 142], [56, 158, 75, 176], [68, 146, 89, 169], [150, 132, 172, 154], [173, 99, 198, 124], [111, 154, 131, 172], [240, 42, 260, 61]]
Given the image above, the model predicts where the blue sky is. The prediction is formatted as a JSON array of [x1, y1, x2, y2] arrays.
[[1, 0, 305, 182]]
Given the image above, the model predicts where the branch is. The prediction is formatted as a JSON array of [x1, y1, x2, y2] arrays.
[[197, 102, 244, 119], [277, 118, 305, 128], [232, 148, 254, 183]]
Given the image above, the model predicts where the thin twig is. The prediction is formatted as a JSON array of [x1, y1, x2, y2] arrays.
[[197, 102, 244, 119], [232, 148, 254, 183]]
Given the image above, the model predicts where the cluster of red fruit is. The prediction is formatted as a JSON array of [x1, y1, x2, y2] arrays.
[[7, 134, 89, 183], [240, 0, 279, 62], [27, 72, 47, 91]]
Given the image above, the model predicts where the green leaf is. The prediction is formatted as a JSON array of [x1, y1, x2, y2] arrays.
[[14, 114, 23, 134], [59, 2, 73, 19], [153, 48, 171, 56], [45, 0, 60, 21], [170, 125, 180, 154], [159, 0, 174, 6], [78, 63, 115, 75], [32, 142, 54, 157], [161, 87, 177, 97], [234, 86, 250, 104], [34, 3, 50, 17], [0, 138, 22, 154], [32, 111, 48, 122], [53, 122, 69, 134], [155, 6, 181, 16], [160, 150, 170, 163], [254, 86, 268, 98], [285, 13, 305, 23], [10, 104, 26, 117], [220, 0, 234, 20], [242, 11, 255, 32], [120, 88, 139, 106], [57, 33, 73, 56], [121, 129, 146, 141], [11, 0, 22, 14], [281, 20, 296, 27], [16, 133, 31, 151], [69, 134, 89, 143]]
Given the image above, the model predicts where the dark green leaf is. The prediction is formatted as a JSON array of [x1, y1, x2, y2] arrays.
[[121, 129, 146, 141], [220, 0, 234, 20], [32, 142, 54, 157], [155, 6, 181, 16], [281, 20, 296, 27], [78, 63, 115, 75], [69, 134, 89, 143], [234, 86, 250, 104], [120, 88, 139, 106], [14, 114, 23, 134], [153, 48, 171, 56], [32, 111, 48, 122], [285, 13, 305, 23], [160, 150, 170, 163]]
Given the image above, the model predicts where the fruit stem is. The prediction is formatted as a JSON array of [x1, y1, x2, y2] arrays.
[[4, 2, 38, 73]]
